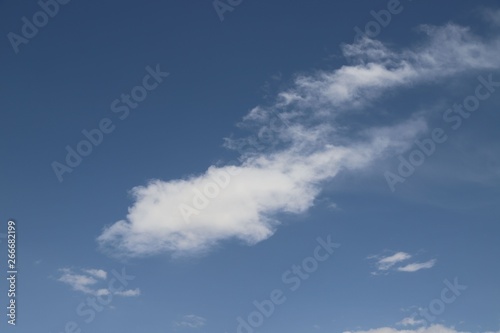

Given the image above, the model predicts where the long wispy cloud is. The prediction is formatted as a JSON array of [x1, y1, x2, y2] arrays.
[[98, 23, 500, 258], [397, 259, 437, 272], [174, 314, 207, 329], [397, 316, 427, 327], [369, 252, 436, 275], [345, 325, 500, 333], [373, 252, 412, 271]]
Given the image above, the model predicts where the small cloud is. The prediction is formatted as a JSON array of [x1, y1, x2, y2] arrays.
[[397, 316, 427, 327], [57, 268, 140, 297], [397, 259, 437, 272], [95, 288, 111, 296], [175, 314, 207, 329], [327, 202, 340, 210], [58, 268, 99, 294], [315, 197, 341, 211], [84, 269, 107, 280], [115, 288, 141, 297], [271, 72, 282, 81], [373, 252, 412, 271], [369, 252, 436, 274]]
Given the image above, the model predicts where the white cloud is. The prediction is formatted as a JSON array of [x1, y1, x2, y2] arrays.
[[397, 316, 427, 327], [57, 268, 140, 297], [114, 288, 141, 297], [375, 252, 412, 271], [370, 252, 436, 274], [328, 202, 340, 210], [95, 288, 111, 296], [397, 259, 437, 272], [84, 269, 107, 280], [98, 23, 500, 258], [175, 314, 207, 328], [98, 118, 425, 258], [344, 325, 497, 333], [58, 268, 99, 294], [284, 24, 500, 112]]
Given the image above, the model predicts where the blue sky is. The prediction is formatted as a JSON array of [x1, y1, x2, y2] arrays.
[[1, 0, 500, 332]]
